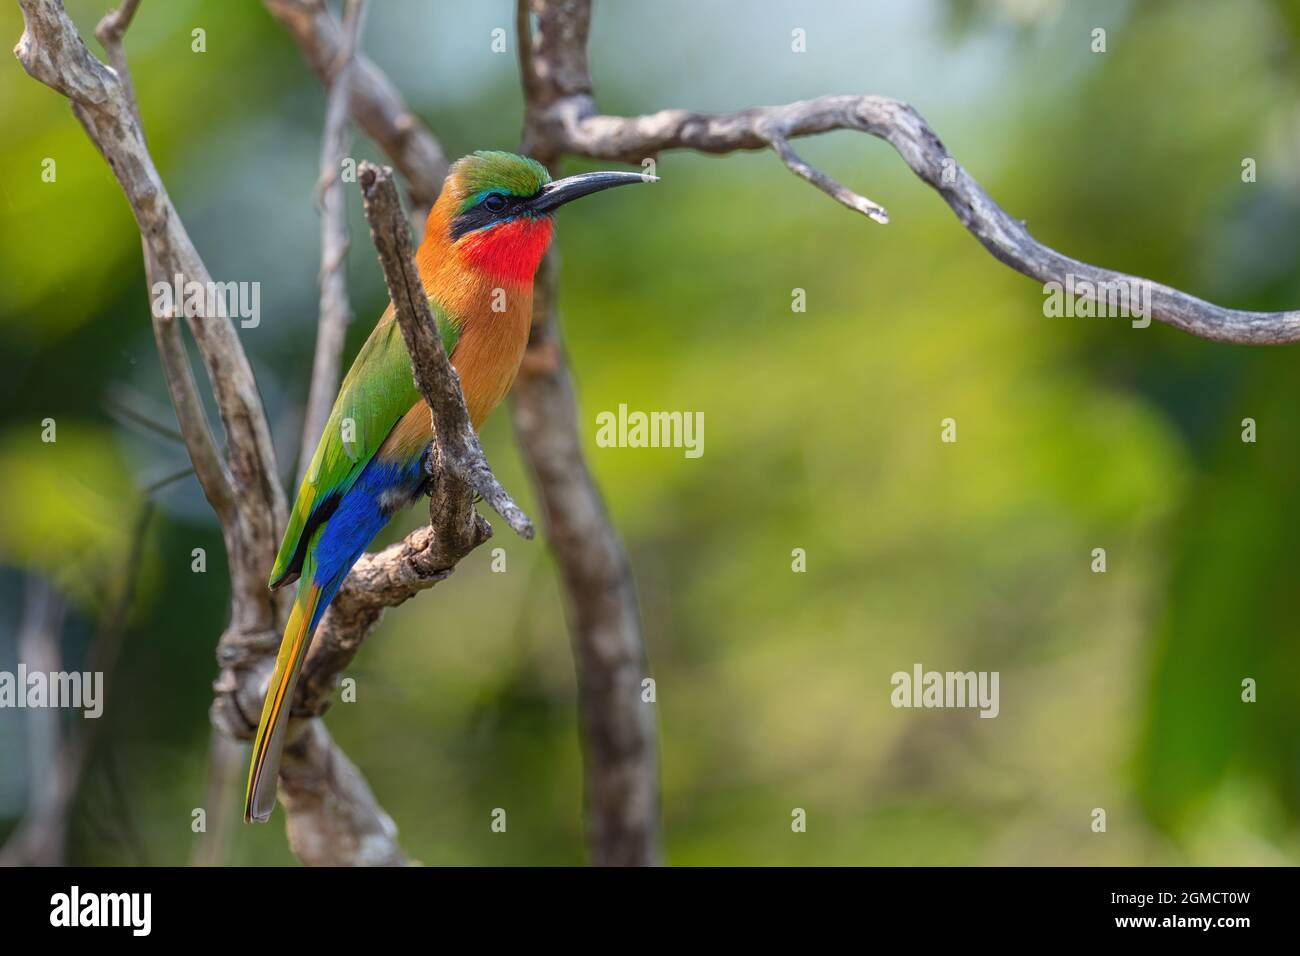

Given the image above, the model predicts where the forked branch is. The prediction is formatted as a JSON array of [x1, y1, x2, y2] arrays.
[[13, 0, 402, 866], [522, 0, 1300, 345]]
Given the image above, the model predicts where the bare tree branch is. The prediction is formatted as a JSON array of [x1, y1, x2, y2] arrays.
[[263, 0, 448, 212], [300, 522, 484, 716], [280, 721, 405, 866], [758, 121, 889, 224], [512, 255, 663, 865], [152, 311, 237, 525], [528, 91, 1300, 344], [296, 0, 364, 485], [95, 0, 238, 522], [13, 0, 403, 866], [103, 387, 186, 445], [93, 0, 142, 119], [15, 0, 289, 623], [0, 576, 69, 866], [516, 0, 662, 866], [189, 728, 241, 867]]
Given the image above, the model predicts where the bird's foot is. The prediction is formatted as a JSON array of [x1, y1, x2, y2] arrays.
[[421, 445, 437, 497]]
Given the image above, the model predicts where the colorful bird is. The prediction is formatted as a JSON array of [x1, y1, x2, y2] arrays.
[[245, 151, 651, 823]]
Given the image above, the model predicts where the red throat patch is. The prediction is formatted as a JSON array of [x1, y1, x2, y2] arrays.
[[458, 216, 555, 285]]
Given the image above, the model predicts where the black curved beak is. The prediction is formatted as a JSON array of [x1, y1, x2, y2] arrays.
[[529, 170, 656, 214]]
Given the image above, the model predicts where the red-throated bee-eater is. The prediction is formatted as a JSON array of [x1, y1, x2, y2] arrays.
[[245, 151, 652, 823]]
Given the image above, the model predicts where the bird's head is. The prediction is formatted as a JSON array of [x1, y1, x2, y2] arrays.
[[426, 150, 652, 285]]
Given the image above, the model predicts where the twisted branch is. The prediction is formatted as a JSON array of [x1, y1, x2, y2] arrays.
[[296, 0, 364, 485], [263, 0, 448, 212], [13, 0, 401, 865], [521, 3, 1300, 346]]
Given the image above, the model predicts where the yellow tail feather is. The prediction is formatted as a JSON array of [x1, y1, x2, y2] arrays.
[[244, 580, 323, 823]]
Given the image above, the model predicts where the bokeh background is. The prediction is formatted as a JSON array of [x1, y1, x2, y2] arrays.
[[1, 0, 1298, 865]]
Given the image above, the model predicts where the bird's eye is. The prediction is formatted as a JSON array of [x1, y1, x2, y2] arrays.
[[482, 193, 508, 212]]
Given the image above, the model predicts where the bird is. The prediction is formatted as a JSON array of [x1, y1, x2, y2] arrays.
[[245, 150, 652, 823]]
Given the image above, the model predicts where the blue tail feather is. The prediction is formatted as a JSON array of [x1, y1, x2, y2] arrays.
[[309, 453, 426, 629]]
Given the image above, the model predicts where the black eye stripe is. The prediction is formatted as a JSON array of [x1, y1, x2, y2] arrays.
[[449, 189, 544, 241]]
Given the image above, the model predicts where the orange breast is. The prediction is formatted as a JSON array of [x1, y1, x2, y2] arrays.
[[451, 289, 533, 429], [380, 282, 532, 457], [413, 188, 543, 434]]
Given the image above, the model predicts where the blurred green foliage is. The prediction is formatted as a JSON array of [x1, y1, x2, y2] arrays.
[[0, 0, 1297, 865]]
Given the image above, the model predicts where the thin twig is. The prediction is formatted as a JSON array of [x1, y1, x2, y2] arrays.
[[189, 729, 242, 867], [151, 312, 237, 523], [757, 122, 889, 223], [94, 0, 239, 518], [103, 390, 186, 445], [296, 0, 364, 485], [93, 0, 142, 123], [262, 0, 448, 212], [17, 0, 289, 612], [143, 465, 197, 494]]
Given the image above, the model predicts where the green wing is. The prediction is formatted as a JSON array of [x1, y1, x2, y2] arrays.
[[269, 300, 460, 588]]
